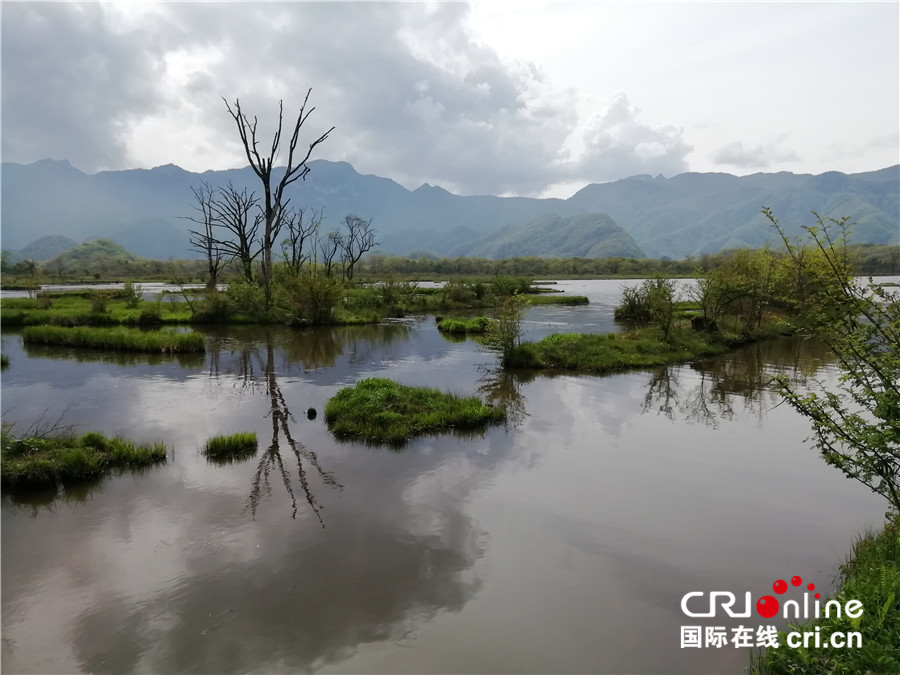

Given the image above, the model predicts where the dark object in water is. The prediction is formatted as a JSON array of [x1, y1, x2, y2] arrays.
[[306, 407, 317, 420]]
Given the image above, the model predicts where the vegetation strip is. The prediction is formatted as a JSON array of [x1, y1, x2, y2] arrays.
[[202, 433, 258, 461], [22, 325, 205, 353], [437, 316, 491, 334], [0, 430, 167, 487], [324, 377, 505, 445]]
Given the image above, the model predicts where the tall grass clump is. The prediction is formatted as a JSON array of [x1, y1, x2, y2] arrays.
[[437, 316, 491, 334], [22, 326, 205, 353], [324, 377, 505, 445], [1, 428, 167, 487], [749, 514, 900, 674], [202, 433, 258, 463]]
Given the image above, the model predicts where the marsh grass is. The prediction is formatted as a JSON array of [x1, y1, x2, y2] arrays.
[[437, 316, 491, 334], [325, 377, 505, 445], [0, 428, 167, 487], [505, 327, 730, 373], [202, 433, 258, 463], [22, 325, 205, 353], [749, 514, 900, 674]]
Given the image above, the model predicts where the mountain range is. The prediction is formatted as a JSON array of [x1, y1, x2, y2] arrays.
[[2, 158, 897, 261]]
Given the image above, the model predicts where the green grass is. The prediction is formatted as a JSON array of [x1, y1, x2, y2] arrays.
[[22, 325, 206, 353], [0, 294, 194, 326], [749, 514, 900, 674], [437, 316, 491, 334], [324, 377, 505, 445], [0, 429, 167, 487], [202, 433, 258, 463], [506, 327, 730, 373], [526, 294, 589, 305]]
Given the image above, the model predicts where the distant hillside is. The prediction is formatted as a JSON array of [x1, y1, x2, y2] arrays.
[[44, 239, 142, 273], [451, 213, 645, 259], [2, 159, 897, 260], [16, 235, 79, 261]]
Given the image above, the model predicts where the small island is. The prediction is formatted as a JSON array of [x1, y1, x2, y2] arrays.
[[324, 378, 505, 445]]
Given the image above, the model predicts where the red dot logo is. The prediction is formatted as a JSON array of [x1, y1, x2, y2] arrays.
[[773, 579, 788, 594], [791, 576, 803, 587], [756, 595, 780, 618]]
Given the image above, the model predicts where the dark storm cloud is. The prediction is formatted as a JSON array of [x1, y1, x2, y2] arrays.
[[0, 3, 176, 170], [1, 2, 691, 195]]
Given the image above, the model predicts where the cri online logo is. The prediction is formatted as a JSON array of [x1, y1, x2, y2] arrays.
[[682, 575, 863, 620]]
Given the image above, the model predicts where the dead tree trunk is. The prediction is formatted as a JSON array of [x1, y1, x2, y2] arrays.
[[223, 91, 333, 308]]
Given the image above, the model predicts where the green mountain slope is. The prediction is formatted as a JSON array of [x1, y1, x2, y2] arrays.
[[451, 213, 645, 259]]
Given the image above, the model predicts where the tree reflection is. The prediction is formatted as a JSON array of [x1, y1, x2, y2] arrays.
[[247, 333, 342, 524], [477, 365, 531, 430], [642, 337, 832, 427]]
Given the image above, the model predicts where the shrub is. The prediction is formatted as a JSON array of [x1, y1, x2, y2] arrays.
[[123, 280, 143, 308]]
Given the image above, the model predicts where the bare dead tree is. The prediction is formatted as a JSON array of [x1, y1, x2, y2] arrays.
[[317, 229, 343, 278], [340, 214, 379, 282], [210, 183, 262, 283], [280, 206, 322, 276], [223, 90, 334, 306], [183, 181, 225, 288]]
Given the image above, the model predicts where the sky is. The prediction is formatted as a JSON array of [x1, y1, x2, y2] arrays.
[[1, 1, 898, 199]]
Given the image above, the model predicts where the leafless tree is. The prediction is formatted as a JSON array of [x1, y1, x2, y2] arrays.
[[184, 181, 225, 288], [317, 229, 343, 278], [340, 214, 379, 281], [281, 206, 322, 276], [223, 90, 334, 306], [210, 183, 262, 283]]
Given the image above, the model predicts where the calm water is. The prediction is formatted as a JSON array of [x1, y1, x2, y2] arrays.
[[0, 279, 892, 674]]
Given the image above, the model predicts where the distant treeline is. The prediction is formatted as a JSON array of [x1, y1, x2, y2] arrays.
[[356, 243, 899, 279], [3, 242, 897, 285]]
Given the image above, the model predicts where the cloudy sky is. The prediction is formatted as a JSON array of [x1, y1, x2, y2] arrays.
[[2, 2, 897, 198]]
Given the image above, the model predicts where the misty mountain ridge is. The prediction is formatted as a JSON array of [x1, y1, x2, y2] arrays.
[[2, 158, 897, 261]]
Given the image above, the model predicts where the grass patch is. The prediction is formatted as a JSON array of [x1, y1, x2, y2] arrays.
[[749, 514, 900, 674], [0, 428, 167, 487], [526, 294, 589, 305], [325, 377, 505, 445], [437, 316, 491, 334], [505, 327, 730, 373], [22, 325, 205, 353], [202, 432, 258, 463]]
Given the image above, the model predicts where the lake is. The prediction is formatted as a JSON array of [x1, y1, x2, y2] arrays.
[[0, 279, 891, 674]]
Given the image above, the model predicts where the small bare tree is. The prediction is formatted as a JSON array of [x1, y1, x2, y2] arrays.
[[317, 229, 343, 278], [210, 183, 262, 283], [340, 214, 379, 282], [184, 181, 225, 288], [281, 206, 322, 276], [224, 90, 334, 306]]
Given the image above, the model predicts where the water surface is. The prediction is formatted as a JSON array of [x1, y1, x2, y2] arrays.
[[1, 279, 891, 674]]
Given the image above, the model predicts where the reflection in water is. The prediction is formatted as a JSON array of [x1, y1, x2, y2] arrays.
[[477, 365, 531, 430], [642, 336, 833, 427], [248, 334, 342, 523], [23, 343, 205, 369], [3, 481, 102, 517]]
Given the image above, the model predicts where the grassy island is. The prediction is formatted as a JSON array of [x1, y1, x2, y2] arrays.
[[324, 378, 505, 445], [437, 316, 491, 334], [0, 429, 167, 487], [22, 325, 206, 353], [202, 433, 258, 462], [504, 327, 735, 373]]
